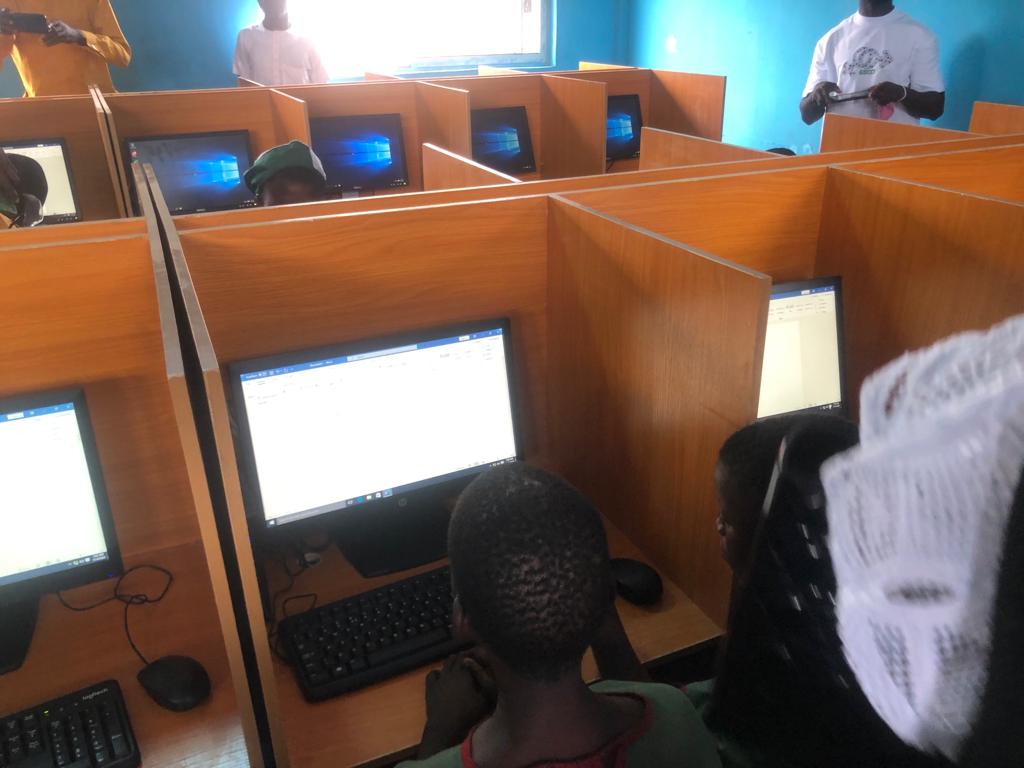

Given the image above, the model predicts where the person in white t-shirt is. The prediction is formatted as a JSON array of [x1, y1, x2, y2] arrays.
[[233, 0, 329, 86], [800, 0, 945, 127]]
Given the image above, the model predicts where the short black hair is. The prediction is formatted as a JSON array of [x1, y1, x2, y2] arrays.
[[448, 463, 612, 682], [766, 147, 797, 156], [9, 153, 48, 204]]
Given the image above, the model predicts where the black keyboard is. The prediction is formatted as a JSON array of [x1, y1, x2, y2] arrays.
[[279, 565, 466, 701], [1, 680, 139, 768]]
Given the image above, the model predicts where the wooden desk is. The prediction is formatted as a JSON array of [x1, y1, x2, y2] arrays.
[[265, 517, 722, 768], [0, 542, 248, 768]]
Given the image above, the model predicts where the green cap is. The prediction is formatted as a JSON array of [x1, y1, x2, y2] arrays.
[[243, 141, 326, 196]]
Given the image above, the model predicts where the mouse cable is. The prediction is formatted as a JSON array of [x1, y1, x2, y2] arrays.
[[57, 564, 174, 667]]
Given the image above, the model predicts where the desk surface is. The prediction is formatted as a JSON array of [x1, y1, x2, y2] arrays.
[[0, 541, 247, 768], [267, 517, 722, 768]]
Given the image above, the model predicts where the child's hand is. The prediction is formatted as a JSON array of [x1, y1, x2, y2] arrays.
[[417, 653, 496, 758]]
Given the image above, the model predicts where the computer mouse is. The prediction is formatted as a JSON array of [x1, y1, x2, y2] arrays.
[[610, 558, 664, 606], [137, 655, 211, 712]]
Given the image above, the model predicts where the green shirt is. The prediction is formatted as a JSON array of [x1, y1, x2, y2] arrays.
[[398, 680, 723, 768]]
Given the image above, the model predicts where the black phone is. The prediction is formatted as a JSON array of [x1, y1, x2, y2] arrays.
[[2, 11, 50, 34]]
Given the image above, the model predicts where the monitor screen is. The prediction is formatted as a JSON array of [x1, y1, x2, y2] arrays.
[[471, 107, 536, 175], [231, 321, 520, 529], [2, 139, 81, 224], [757, 277, 846, 419], [124, 131, 256, 215], [0, 392, 119, 596], [606, 95, 643, 160], [310, 113, 410, 194]]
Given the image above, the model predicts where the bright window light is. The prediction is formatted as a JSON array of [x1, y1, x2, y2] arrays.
[[250, 0, 548, 79]]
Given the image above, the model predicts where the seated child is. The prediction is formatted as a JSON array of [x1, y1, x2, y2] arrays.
[[243, 140, 327, 207], [400, 462, 722, 768], [0, 148, 48, 228]]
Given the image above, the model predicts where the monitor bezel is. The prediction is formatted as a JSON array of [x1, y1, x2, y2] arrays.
[[227, 317, 523, 534], [759, 275, 849, 420], [606, 94, 644, 161], [470, 106, 537, 175], [1, 137, 83, 225], [309, 112, 411, 194], [122, 129, 257, 216], [0, 387, 123, 606]]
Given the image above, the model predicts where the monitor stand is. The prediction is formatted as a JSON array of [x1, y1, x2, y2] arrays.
[[0, 598, 39, 675], [335, 501, 452, 579]]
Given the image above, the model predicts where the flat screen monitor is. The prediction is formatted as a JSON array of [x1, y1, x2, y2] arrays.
[[471, 107, 536, 175], [123, 130, 256, 215], [606, 94, 643, 160], [310, 113, 410, 194], [757, 277, 847, 419], [229, 319, 521, 533], [0, 389, 121, 600], [2, 139, 81, 224]]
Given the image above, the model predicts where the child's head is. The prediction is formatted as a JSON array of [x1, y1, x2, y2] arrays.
[[243, 141, 327, 207], [448, 463, 612, 683], [258, 0, 288, 19], [1, 153, 48, 227]]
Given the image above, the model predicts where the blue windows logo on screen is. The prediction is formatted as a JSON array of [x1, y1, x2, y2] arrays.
[[607, 114, 635, 143], [476, 127, 521, 159], [606, 95, 643, 161], [310, 114, 409, 193], [470, 106, 536, 175]]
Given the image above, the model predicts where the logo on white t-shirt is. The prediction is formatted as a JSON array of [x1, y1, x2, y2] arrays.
[[842, 46, 895, 77]]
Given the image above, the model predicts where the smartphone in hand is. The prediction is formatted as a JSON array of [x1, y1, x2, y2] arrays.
[[1, 11, 50, 34]]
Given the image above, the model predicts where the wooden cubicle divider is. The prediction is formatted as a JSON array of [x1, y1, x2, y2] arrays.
[[639, 126, 773, 170], [547, 196, 770, 627], [171, 129, 1024, 232], [819, 113, 979, 152], [100, 87, 313, 213], [649, 70, 728, 142], [415, 82, 473, 158], [478, 65, 523, 76], [364, 72, 402, 81], [578, 61, 635, 71], [816, 168, 1024, 398], [0, 204, 250, 765], [89, 85, 131, 218], [541, 75, 608, 179], [845, 143, 1024, 203], [969, 101, 1024, 135], [0, 93, 125, 221], [422, 143, 520, 191], [238, 77, 264, 88]]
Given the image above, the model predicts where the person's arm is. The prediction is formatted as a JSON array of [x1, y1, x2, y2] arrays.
[[800, 36, 839, 126], [591, 604, 651, 683], [904, 29, 946, 121], [233, 30, 249, 79], [801, 81, 841, 125], [868, 82, 945, 121], [43, 0, 131, 68], [308, 44, 329, 85]]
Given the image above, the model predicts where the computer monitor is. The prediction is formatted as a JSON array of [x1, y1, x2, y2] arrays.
[[0, 389, 122, 674], [757, 277, 847, 419], [310, 113, 410, 194], [471, 107, 537, 175], [2, 138, 81, 225], [229, 319, 521, 576], [123, 130, 257, 215], [606, 94, 643, 160]]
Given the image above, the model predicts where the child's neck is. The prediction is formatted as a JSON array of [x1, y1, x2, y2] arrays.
[[262, 13, 290, 31]]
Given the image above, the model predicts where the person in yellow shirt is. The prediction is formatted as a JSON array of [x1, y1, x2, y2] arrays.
[[0, 1, 131, 97]]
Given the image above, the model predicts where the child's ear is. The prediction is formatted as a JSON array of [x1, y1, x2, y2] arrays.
[[452, 595, 477, 644]]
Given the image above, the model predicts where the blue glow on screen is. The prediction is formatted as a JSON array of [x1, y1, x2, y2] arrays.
[[606, 95, 643, 160], [475, 127, 522, 159], [470, 107, 535, 174], [607, 114, 636, 141], [311, 114, 408, 192]]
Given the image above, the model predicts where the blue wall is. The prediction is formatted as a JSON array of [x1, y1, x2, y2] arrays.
[[627, 0, 1024, 152], [0, 0, 626, 97]]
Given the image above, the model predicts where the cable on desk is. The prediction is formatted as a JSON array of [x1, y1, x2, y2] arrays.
[[57, 564, 174, 666]]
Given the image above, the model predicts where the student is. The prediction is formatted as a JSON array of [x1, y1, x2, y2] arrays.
[[0, 1, 131, 97], [0, 147, 47, 228], [800, 1, 945, 126], [823, 314, 1024, 768], [400, 463, 722, 768], [243, 141, 328, 207], [233, 0, 328, 86]]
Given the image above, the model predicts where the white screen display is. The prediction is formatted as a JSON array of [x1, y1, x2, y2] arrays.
[[239, 328, 518, 526], [757, 284, 844, 418], [2, 142, 78, 221], [0, 402, 110, 587]]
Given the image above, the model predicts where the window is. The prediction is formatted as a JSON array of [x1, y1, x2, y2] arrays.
[[258, 0, 550, 79]]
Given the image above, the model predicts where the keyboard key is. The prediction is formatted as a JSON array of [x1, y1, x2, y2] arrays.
[[369, 627, 449, 667]]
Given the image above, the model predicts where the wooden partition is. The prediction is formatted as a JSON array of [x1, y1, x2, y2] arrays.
[[102, 87, 312, 212], [364, 72, 402, 81], [820, 113, 979, 152], [816, 169, 1024, 397], [0, 94, 125, 220], [846, 144, 1024, 203], [171, 131, 1024, 231], [640, 126, 773, 169], [970, 101, 1024, 135], [478, 65, 523, 76], [277, 80, 472, 192], [160, 191, 743, 765], [579, 61, 635, 71], [0, 212, 253, 764], [422, 143, 520, 191]]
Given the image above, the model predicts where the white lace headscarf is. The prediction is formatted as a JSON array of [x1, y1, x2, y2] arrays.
[[821, 313, 1024, 761]]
